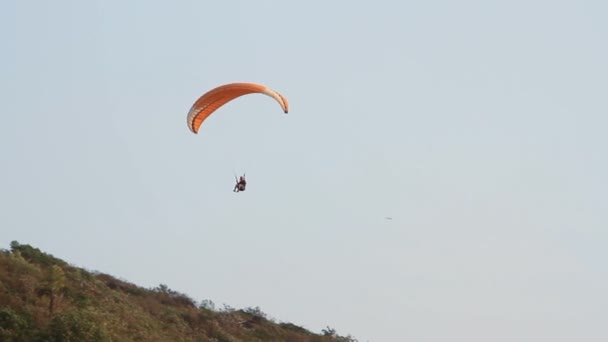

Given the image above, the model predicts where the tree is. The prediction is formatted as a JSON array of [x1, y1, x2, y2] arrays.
[[244, 306, 267, 319], [37, 265, 66, 317], [322, 326, 358, 342], [199, 299, 215, 311]]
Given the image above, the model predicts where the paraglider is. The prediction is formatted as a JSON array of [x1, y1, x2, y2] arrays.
[[233, 174, 247, 192], [186, 82, 289, 193], [186, 82, 289, 134]]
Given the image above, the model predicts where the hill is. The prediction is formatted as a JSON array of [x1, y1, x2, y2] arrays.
[[0, 241, 358, 342]]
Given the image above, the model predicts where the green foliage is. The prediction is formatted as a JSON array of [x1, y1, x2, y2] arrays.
[[243, 306, 267, 319], [0, 241, 359, 342], [41, 310, 110, 342], [199, 299, 216, 311], [10, 241, 67, 268], [322, 326, 359, 342], [153, 283, 198, 308], [0, 307, 32, 341], [37, 265, 67, 316]]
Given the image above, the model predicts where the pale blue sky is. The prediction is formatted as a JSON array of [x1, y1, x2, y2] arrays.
[[2, 1, 608, 341]]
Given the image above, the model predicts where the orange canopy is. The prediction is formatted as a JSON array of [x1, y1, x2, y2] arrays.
[[186, 82, 289, 134]]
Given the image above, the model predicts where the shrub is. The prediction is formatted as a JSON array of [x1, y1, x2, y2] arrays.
[[40, 310, 110, 342], [0, 307, 32, 341]]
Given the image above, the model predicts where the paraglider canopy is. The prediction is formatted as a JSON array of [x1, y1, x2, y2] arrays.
[[186, 82, 289, 134]]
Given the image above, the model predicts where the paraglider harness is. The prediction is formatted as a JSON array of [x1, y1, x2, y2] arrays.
[[234, 174, 247, 192]]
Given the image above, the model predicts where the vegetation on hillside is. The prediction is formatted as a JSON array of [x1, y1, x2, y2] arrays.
[[0, 241, 358, 342]]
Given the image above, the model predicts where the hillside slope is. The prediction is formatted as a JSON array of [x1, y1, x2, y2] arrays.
[[0, 241, 357, 342]]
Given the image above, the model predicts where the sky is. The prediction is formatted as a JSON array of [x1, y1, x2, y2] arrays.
[[1, 0, 608, 341]]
